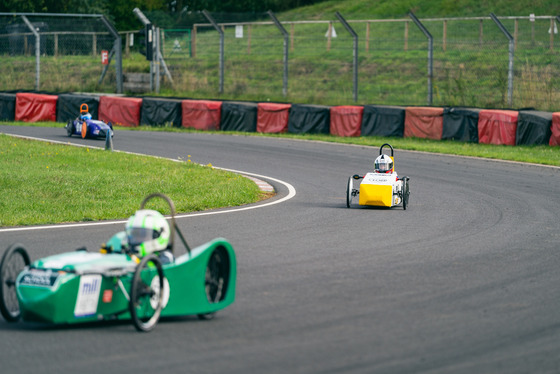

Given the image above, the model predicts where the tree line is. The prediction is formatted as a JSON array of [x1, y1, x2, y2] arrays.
[[0, 0, 328, 31]]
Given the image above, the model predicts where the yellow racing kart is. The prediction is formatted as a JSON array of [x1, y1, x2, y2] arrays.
[[346, 143, 410, 210]]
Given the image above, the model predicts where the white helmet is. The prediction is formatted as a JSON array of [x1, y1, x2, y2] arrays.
[[125, 209, 170, 256], [374, 154, 393, 173]]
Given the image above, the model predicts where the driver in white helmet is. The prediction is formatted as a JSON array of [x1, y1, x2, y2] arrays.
[[125, 209, 174, 264], [373, 153, 394, 174]]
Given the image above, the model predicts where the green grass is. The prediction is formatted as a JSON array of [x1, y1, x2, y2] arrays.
[[0, 134, 262, 226]]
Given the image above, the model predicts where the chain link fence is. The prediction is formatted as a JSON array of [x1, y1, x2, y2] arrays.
[[1, 11, 559, 111], [0, 13, 122, 93]]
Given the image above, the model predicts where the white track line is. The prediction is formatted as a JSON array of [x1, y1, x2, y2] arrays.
[[0, 133, 296, 233]]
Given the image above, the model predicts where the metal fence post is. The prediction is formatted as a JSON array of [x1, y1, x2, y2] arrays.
[[268, 11, 289, 98], [155, 27, 160, 93], [408, 12, 433, 106], [100, 15, 123, 93], [203, 10, 224, 94], [21, 16, 40, 91], [132, 8, 173, 89], [490, 13, 514, 107], [335, 12, 358, 103]]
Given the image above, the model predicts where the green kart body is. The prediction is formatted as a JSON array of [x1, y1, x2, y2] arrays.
[[1, 193, 237, 332], [16, 237, 236, 325]]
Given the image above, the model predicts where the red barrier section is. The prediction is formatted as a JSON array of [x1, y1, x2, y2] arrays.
[[257, 102, 291, 133], [551, 113, 560, 146], [404, 107, 444, 140], [181, 100, 222, 130], [15, 93, 58, 122], [478, 109, 518, 146], [99, 96, 142, 127], [330, 106, 363, 137]]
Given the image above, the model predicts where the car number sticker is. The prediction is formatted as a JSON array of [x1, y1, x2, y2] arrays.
[[74, 275, 102, 318]]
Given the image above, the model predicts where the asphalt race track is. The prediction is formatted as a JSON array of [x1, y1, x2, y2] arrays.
[[1, 125, 559, 374]]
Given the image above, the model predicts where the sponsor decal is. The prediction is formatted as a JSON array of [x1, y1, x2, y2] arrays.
[[19, 269, 59, 288], [74, 275, 102, 318], [363, 172, 398, 185], [102, 289, 113, 303]]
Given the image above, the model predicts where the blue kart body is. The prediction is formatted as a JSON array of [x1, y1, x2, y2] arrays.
[[66, 118, 113, 139]]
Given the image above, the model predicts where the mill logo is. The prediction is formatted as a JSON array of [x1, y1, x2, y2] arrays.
[[81, 278, 99, 295], [74, 275, 102, 318]]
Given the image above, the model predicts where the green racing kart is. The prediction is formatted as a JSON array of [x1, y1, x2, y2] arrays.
[[0, 193, 236, 332]]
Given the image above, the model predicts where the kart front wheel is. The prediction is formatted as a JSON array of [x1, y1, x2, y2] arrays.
[[346, 177, 354, 208], [0, 243, 30, 322], [129, 255, 164, 332], [198, 247, 230, 320], [81, 121, 88, 139]]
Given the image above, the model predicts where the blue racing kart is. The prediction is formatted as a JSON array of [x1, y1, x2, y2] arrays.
[[65, 103, 113, 139]]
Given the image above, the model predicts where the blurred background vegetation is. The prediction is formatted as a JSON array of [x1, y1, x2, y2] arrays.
[[2, 0, 560, 31]]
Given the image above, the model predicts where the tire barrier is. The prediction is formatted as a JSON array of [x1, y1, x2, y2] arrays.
[[516, 110, 552, 146], [0, 93, 16, 121], [330, 105, 364, 137], [442, 107, 480, 143], [181, 99, 222, 130], [478, 109, 518, 146], [15, 92, 58, 123], [3, 91, 559, 147], [257, 103, 291, 133], [287, 104, 330, 134], [141, 97, 182, 127], [551, 113, 560, 146], [99, 96, 142, 127], [220, 101, 258, 132], [57, 94, 100, 123], [404, 106, 444, 140], [361, 105, 405, 138]]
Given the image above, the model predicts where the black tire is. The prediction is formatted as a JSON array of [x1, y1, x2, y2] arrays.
[[197, 312, 216, 320], [129, 255, 164, 332], [346, 177, 354, 208], [66, 120, 73, 137], [0, 244, 30, 322], [197, 247, 229, 320], [402, 178, 410, 210]]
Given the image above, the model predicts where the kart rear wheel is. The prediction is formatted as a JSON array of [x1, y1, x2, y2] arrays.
[[402, 178, 410, 210], [198, 247, 230, 320], [66, 120, 73, 137], [129, 255, 164, 332], [0, 244, 30, 322], [346, 177, 354, 208]]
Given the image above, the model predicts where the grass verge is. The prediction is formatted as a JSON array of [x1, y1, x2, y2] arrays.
[[0, 134, 263, 226]]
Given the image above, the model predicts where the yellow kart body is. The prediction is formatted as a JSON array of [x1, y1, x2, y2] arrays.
[[359, 172, 401, 207]]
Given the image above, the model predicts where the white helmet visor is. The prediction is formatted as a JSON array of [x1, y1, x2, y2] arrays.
[[126, 227, 155, 247]]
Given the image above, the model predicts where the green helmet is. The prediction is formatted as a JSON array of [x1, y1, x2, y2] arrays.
[[125, 209, 170, 256]]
